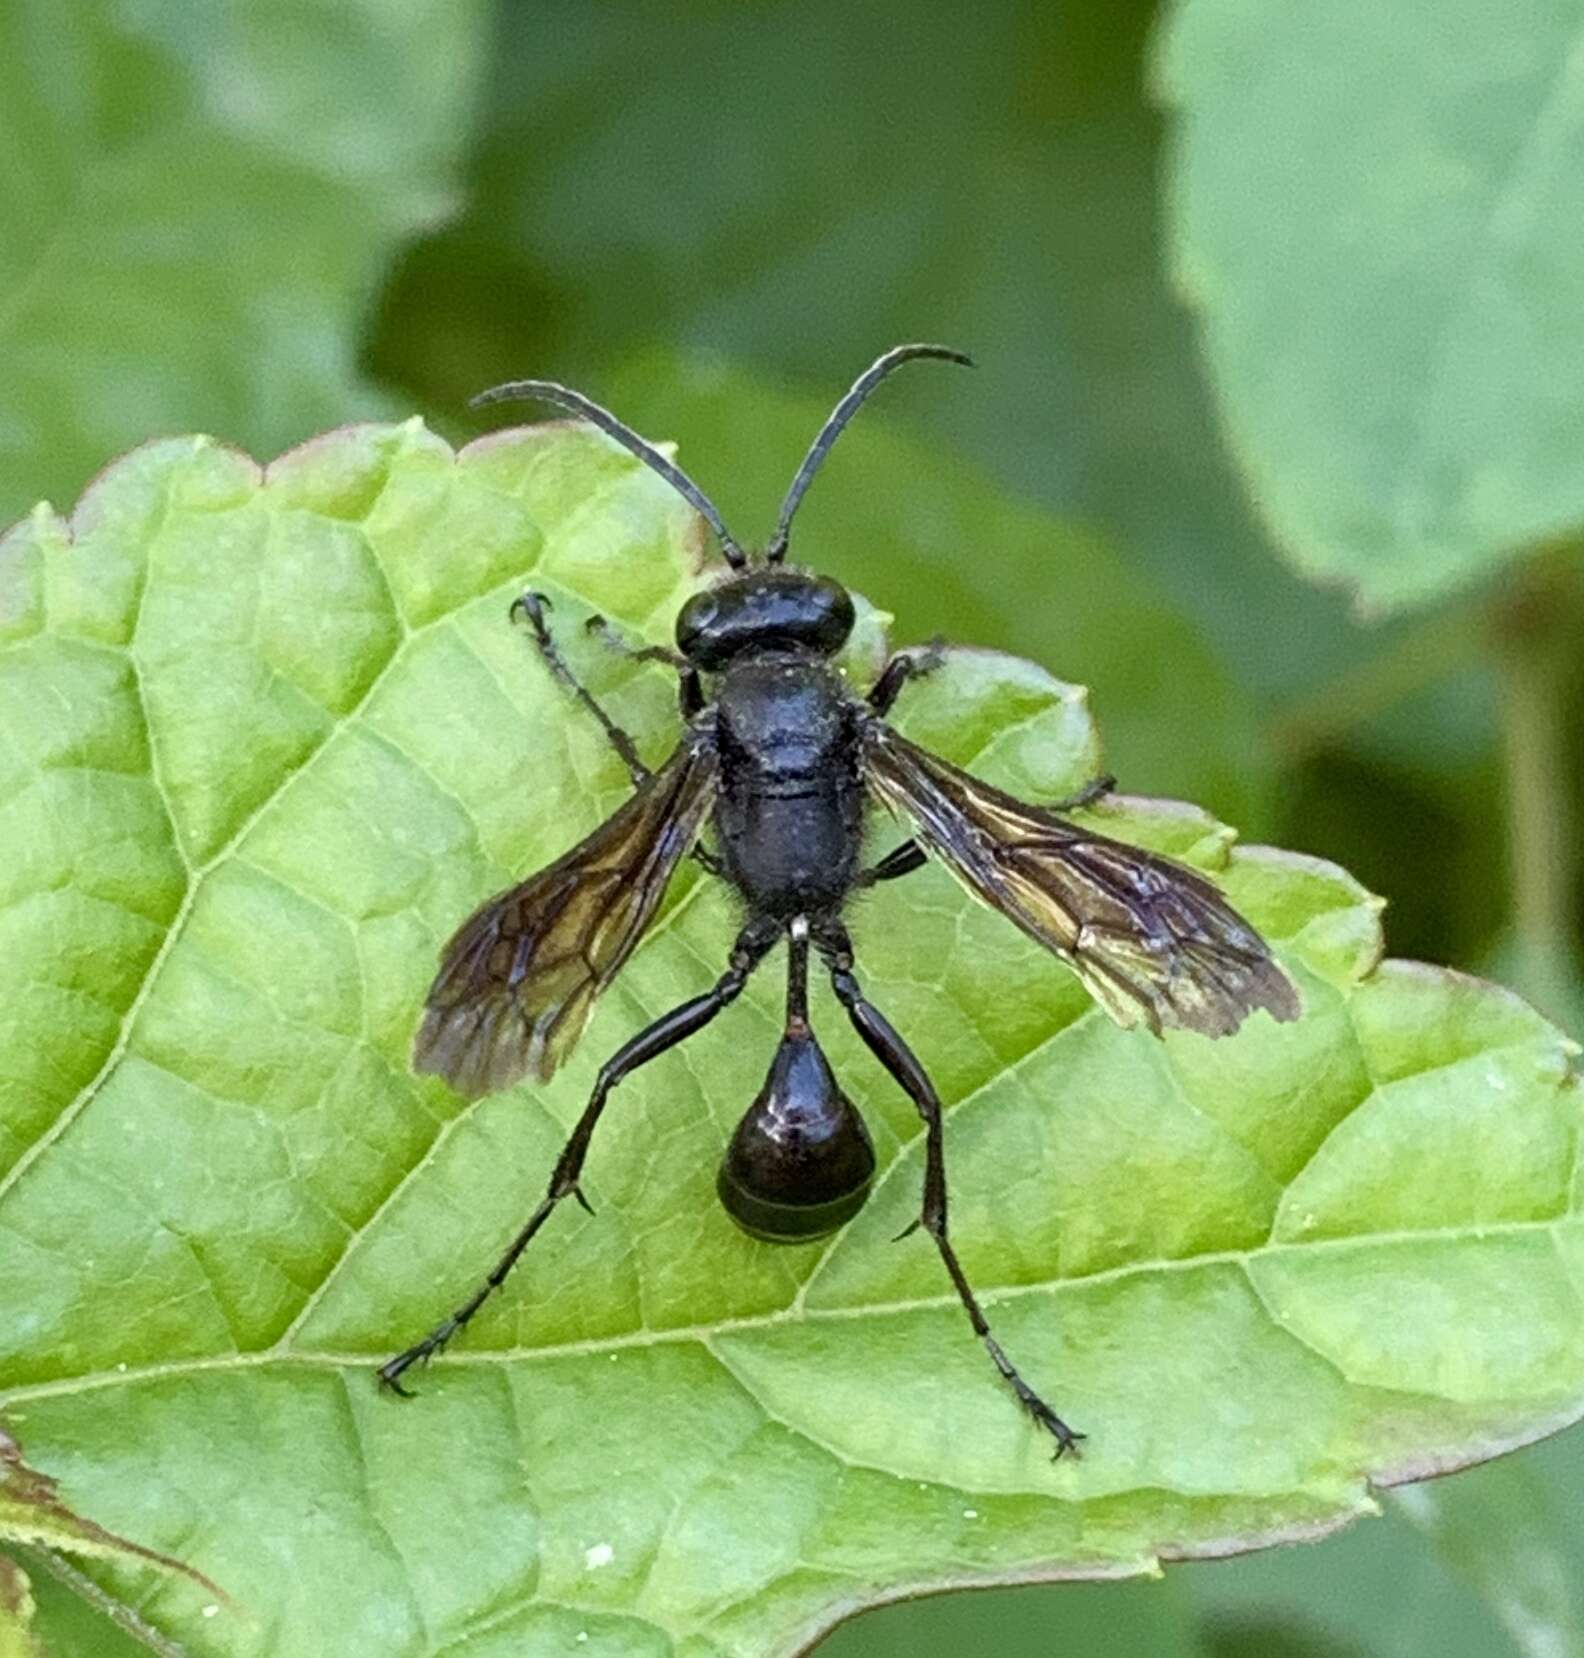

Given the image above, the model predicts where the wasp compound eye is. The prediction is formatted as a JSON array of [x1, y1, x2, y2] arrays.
[[717, 1028, 875, 1242]]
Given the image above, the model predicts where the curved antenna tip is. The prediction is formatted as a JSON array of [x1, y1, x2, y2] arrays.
[[469, 383, 516, 409], [766, 344, 976, 562], [897, 343, 974, 368], [469, 377, 747, 569]]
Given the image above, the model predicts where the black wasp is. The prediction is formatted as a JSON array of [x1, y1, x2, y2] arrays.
[[380, 345, 1301, 1454]]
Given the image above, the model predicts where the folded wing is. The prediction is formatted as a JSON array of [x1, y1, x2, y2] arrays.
[[863, 724, 1299, 1037], [414, 735, 719, 1096]]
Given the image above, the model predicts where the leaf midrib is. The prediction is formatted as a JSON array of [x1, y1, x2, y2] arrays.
[[2, 1210, 1572, 1412]]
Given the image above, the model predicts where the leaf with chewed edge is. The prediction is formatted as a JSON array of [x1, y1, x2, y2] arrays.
[[0, 420, 1579, 1656]]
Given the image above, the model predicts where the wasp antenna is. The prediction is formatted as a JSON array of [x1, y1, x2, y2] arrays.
[[765, 344, 973, 565], [472, 378, 748, 571]]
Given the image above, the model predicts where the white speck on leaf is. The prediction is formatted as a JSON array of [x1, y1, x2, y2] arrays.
[[585, 1542, 614, 1570]]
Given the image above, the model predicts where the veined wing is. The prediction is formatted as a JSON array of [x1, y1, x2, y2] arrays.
[[414, 734, 718, 1097], [863, 723, 1299, 1037]]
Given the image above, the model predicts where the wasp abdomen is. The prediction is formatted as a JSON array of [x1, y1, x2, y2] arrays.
[[718, 1027, 875, 1242]]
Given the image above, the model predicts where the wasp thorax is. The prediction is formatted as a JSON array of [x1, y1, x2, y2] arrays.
[[717, 1027, 875, 1242]]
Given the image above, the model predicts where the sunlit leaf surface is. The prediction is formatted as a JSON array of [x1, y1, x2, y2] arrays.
[[1, 423, 1580, 1656]]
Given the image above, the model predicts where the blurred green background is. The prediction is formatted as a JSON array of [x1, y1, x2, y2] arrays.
[[5, 1, 1581, 1653]]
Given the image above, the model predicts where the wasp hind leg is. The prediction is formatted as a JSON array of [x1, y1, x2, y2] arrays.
[[380, 917, 778, 1395], [816, 921, 1083, 1458]]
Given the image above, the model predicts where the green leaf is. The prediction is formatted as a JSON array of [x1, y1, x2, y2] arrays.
[[0, 1556, 42, 1658], [1, 422, 1580, 1656], [0, 0, 488, 527], [0, 1426, 215, 1585], [1156, 0, 1584, 613], [0, 1422, 221, 1658]]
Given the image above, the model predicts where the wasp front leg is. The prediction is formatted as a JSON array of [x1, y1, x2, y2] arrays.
[[515, 593, 720, 872], [867, 638, 947, 717]]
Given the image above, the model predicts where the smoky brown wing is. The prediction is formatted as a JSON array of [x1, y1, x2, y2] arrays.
[[864, 724, 1300, 1038], [413, 735, 718, 1097]]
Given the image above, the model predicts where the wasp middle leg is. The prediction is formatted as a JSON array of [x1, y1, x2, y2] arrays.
[[816, 920, 1083, 1458], [855, 840, 929, 887], [856, 773, 1117, 891]]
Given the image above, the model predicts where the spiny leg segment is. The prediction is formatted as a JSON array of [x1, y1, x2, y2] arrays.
[[379, 916, 779, 1394], [512, 591, 651, 786], [815, 919, 1084, 1458], [512, 590, 719, 870]]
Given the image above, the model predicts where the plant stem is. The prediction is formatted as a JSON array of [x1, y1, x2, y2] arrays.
[[1491, 554, 1581, 1017]]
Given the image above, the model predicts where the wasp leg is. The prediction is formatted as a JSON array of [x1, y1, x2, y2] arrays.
[[513, 591, 652, 786], [380, 917, 778, 1396], [817, 923, 1084, 1459], [868, 638, 947, 716], [855, 839, 928, 887], [857, 776, 1116, 891], [513, 591, 720, 873], [585, 612, 687, 670], [584, 614, 707, 723], [1047, 773, 1116, 814]]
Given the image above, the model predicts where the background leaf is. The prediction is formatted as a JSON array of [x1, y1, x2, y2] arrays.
[[1, 424, 1580, 1656], [0, 1556, 41, 1658], [366, 0, 1381, 717], [0, 0, 488, 527], [1156, 0, 1584, 612]]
